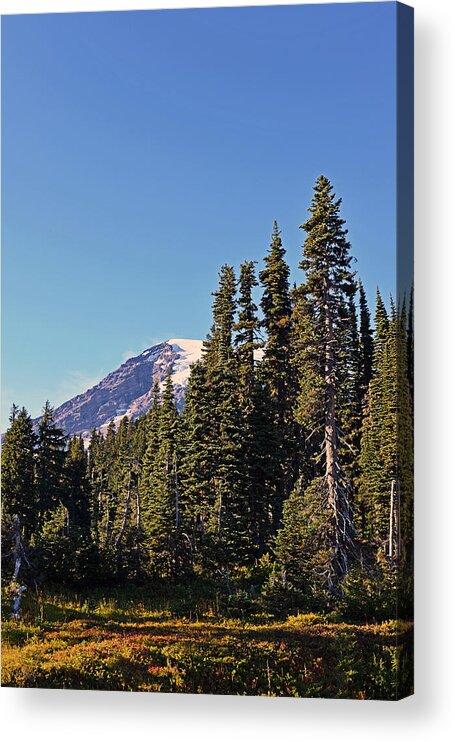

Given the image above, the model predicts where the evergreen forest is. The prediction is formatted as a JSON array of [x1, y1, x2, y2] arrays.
[[1, 176, 414, 698]]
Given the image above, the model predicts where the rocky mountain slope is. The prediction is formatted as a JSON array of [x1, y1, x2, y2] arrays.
[[37, 339, 203, 441]]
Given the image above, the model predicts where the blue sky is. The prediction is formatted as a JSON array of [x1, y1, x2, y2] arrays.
[[2, 2, 398, 429]]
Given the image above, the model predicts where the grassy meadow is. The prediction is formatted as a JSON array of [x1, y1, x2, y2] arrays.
[[1, 583, 412, 699]]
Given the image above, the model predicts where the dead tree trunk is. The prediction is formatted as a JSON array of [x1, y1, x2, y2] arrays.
[[323, 281, 357, 591], [387, 479, 401, 562], [104, 490, 110, 547], [10, 515, 28, 619], [217, 483, 222, 535], [324, 282, 338, 511], [174, 451, 179, 529]]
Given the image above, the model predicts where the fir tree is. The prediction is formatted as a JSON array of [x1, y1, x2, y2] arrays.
[[99, 420, 118, 553], [289, 176, 358, 591], [110, 417, 138, 577], [233, 260, 268, 553], [39, 435, 95, 585], [259, 221, 292, 418], [179, 360, 214, 563], [397, 298, 414, 555], [204, 264, 237, 368], [139, 381, 162, 573], [259, 222, 295, 530], [87, 427, 105, 543], [407, 286, 414, 407], [358, 292, 412, 555], [141, 374, 183, 576], [212, 355, 251, 566], [248, 366, 279, 552], [358, 291, 388, 541], [336, 292, 363, 491], [358, 280, 374, 402], [1, 406, 37, 542], [291, 282, 324, 484], [35, 402, 67, 527], [200, 264, 254, 565], [234, 260, 261, 381], [274, 476, 333, 602], [64, 436, 91, 531]]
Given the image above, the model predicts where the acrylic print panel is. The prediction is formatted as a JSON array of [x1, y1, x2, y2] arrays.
[[1, 1, 414, 699]]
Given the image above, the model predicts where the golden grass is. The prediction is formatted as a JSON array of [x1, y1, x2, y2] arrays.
[[1, 593, 413, 698]]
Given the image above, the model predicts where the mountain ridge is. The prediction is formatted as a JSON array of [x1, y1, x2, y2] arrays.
[[33, 338, 203, 441]]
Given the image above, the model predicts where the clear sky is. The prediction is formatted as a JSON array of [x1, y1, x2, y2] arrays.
[[1, 2, 398, 430]]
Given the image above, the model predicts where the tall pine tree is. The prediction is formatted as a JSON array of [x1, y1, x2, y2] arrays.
[[1, 406, 37, 542], [35, 401, 67, 528], [358, 279, 374, 402], [282, 176, 358, 592], [259, 222, 295, 531]]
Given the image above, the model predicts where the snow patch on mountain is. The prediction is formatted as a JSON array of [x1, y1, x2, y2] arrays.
[[168, 339, 204, 388]]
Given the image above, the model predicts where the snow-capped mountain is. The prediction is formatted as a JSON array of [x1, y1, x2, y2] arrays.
[[37, 339, 203, 441]]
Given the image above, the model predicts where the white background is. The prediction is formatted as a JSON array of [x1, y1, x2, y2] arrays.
[[1, 0, 454, 740]]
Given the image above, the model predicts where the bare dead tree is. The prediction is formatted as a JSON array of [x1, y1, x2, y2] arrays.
[[323, 280, 357, 592], [387, 479, 401, 562], [8, 515, 29, 619]]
